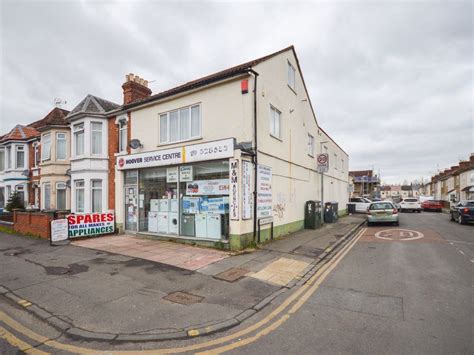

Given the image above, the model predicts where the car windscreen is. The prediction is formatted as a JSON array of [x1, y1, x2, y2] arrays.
[[370, 203, 393, 210], [465, 202, 474, 207], [404, 199, 418, 202]]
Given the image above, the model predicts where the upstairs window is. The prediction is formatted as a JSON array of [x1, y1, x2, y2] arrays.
[[34, 143, 40, 167], [0, 147, 4, 171], [159, 104, 201, 144], [308, 134, 314, 156], [91, 122, 103, 155], [6, 146, 11, 169], [270, 105, 281, 139], [74, 123, 85, 156], [42, 134, 51, 161], [287, 62, 296, 90], [118, 119, 128, 152], [56, 132, 67, 160], [15, 146, 25, 168]]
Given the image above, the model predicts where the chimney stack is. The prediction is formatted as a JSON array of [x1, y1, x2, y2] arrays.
[[122, 73, 152, 105]]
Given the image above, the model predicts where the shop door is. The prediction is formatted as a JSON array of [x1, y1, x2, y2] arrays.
[[125, 186, 138, 231]]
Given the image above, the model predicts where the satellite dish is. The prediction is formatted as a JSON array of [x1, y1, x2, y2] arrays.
[[129, 139, 142, 149], [21, 169, 29, 176], [65, 169, 71, 176], [66, 180, 71, 188]]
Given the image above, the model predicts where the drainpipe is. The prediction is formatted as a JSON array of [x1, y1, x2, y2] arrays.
[[248, 69, 259, 243]]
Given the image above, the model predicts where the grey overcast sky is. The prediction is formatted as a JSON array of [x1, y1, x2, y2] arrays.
[[0, 0, 472, 184]]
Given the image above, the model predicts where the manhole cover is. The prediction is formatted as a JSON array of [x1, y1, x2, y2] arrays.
[[292, 246, 324, 258], [163, 291, 203, 305], [214, 268, 248, 282]]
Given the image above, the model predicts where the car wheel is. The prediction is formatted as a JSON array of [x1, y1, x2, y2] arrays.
[[458, 215, 465, 225], [395, 221, 399, 226], [367, 222, 372, 227], [417, 210, 421, 213]]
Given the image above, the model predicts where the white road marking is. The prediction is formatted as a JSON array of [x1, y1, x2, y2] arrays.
[[375, 229, 424, 241]]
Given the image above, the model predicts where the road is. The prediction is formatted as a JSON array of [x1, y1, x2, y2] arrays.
[[0, 211, 472, 354], [223, 211, 473, 354]]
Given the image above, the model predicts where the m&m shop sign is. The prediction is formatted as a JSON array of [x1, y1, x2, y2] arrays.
[[67, 213, 115, 238]]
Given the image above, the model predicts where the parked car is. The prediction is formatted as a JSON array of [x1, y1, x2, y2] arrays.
[[449, 201, 474, 225], [349, 197, 372, 213], [367, 201, 399, 226], [421, 200, 443, 212], [399, 198, 421, 213]]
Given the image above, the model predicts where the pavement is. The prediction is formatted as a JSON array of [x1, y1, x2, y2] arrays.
[[0, 214, 364, 343]]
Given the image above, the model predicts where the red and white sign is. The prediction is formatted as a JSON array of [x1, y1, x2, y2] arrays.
[[67, 213, 115, 238], [317, 153, 329, 173]]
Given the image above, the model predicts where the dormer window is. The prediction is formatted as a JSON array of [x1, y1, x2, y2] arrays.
[[287, 61, 296, 91], [119, 119, 128, 152], [15, 145, 25, 169], [74, 123, 85, 156], [42, 133, 51, 161]]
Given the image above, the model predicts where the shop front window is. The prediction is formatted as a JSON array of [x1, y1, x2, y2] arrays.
[[136, 160, 230, 240], [139, 167, 178, 234]]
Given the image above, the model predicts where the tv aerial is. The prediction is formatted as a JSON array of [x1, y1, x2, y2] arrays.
[[54, 98, 67, 108]]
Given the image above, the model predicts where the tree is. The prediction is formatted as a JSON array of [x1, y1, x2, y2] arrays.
[[5, 191, 24, 211]]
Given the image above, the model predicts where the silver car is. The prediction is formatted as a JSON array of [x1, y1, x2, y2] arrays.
[[367, 201, 400, 226]]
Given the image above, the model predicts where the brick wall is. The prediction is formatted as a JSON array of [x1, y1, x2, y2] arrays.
[[13, 211, 53, 239], [108, 116, 118, 210]]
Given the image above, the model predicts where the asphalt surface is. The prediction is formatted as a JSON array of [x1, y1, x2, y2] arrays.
[[224, 211, 473, 354], [0, 212, 471, 354]]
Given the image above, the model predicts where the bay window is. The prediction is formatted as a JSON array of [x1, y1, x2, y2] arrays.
[[6, 146, 11, 169], [42, 134, 51, 161], [0, 147, 4, 171], [91, 122, 102, 155], [56, 132, 67, 160], [15, 145, 25, 168], [159, 104, 201, 144], [75, 180, 85, 212], [56, 182, 66, 210], [43, 183, 51, 210], [91, 180, 102, 212], [74, 123, 85, 156]]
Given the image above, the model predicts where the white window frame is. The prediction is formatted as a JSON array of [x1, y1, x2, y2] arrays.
[[6, 146, 11, 169], [0, 147, 4, 172], [42, 133, 51, 161], [73, 123, 85, 157], [270, 105, 281, 139], [56, 132, 67, 160], [91, 122, 103, 155], [15, 145, 25, 169], [43, 183, 51, 210], [75, 180, 85, 213], [56, 182, 67, 210], [287, 61, 296, 91], [33, 143, 40, 168], [118, 119, 128, 153], [159, 104, 201, 144], [307, 134, 314, 157], [91, 179, 102, 213]]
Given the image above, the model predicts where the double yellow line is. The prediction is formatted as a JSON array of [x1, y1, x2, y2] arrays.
[[0, 227, 366, 354]]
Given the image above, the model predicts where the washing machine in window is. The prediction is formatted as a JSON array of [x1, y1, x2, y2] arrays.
[[150, 199, 160, 212], [157, 212, 169, 234], [148, 211, 158, 233], [159, 199, 170, 212], [168, 212, 179, 235], [195, 214, 207, 238], [206, 213, 222, 240], [180, 214, 195, 237]]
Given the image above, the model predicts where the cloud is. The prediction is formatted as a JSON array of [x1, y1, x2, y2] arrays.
[[0, 0, 472, 184]]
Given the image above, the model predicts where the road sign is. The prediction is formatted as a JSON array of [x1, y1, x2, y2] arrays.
[[317, 153, 328, 173]]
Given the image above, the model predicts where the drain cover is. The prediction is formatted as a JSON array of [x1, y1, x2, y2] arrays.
[[214, 268, 248, 282], [292, 246, 324, 258], [163, 291, 203, 305]]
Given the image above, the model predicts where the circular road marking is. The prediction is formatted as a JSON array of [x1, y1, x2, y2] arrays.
[[374, 229, 424, 241]]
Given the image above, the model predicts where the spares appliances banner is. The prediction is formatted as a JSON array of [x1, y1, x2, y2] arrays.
[[67, 213, 115, 238]]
